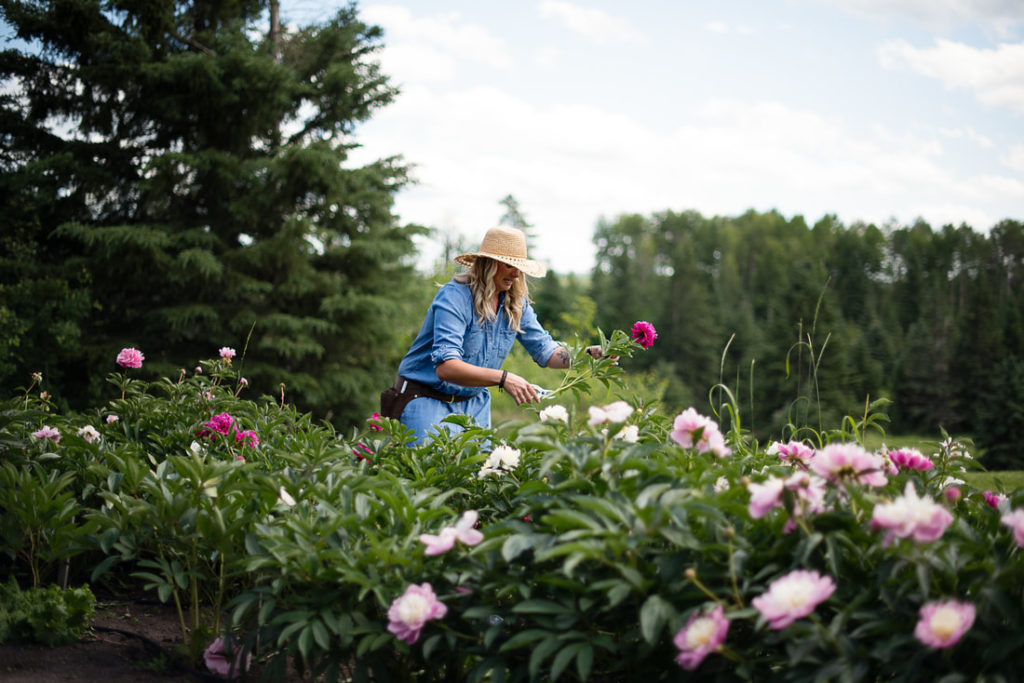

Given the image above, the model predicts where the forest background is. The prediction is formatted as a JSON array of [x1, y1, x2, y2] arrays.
[[2, 0, 1023, 468]]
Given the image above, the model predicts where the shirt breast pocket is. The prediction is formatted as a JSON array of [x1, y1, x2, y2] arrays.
[[496, 327, 517, 360], [463, 326, 485, 361]]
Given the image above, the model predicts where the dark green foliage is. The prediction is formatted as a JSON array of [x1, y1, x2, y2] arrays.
[[0, 0, 422, 428], [0, 579, 96, 646], [973, 355, 1024, 469], [589, 211, 1024, 463]]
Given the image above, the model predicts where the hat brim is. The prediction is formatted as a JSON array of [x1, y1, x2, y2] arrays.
[[454, 252, 547, 278]]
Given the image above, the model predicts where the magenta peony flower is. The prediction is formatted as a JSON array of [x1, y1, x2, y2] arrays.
[[670, 407, 731, 457], [203, 635, 251, 678], [387, 583, 447, 644], [944, 487, 962, 503], [810, 443, 887, 487], [31, 425, 61, 443], [984, 490, 1007, 508], [914, 600, 975, 649], [116, 347, 144, 368], [201, 413, 234, 441], [767, 440, 815, 465], [752, 569, 836, 630], [870, 482, 953, 545], [353, 443, 373, 461], [631, 321, 658, 349], [1000, 508, 1024, 547], [219, 346, 235, 360], [673, 604, 729, 671], [369, 412, 384, 431], [888, 447, 934, 472], [234, 429, 259, 449]]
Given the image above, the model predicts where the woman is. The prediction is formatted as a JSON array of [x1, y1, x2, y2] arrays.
[[386, 225, 604, 444]]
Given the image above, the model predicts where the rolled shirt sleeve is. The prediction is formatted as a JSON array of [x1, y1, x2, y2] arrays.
[[517, 300, 561, 366], [428, 284, 473, 366]]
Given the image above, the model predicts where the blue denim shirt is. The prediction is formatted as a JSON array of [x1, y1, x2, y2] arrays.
[[397, 280, 560, 396]]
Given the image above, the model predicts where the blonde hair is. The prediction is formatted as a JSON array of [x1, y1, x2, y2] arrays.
[[454, 257, 530, 332]]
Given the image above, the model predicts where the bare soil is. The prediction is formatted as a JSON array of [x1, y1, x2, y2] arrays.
[[0, 597, 302, 682]]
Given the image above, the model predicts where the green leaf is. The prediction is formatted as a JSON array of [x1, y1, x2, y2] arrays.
[[640, 594, 673, 644]]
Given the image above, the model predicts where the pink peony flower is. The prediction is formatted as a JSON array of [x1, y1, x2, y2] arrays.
[[202, 413, 234, 440], [234, 455, 246, 463], [670, 408, 732, 457], [203, 635, 251, 678], [116, 347, 144, 368], [106, 414, 119, 424], [752, 569, 836, 630], [944, 487, 962, 503], [239, 377, 248, 387], [747, 477, 785, 519], [888, 447, 934, 472], [870, 482, 953, 545], [631, 320, 658, 349], [810, 443, 887, 487], [767, 440, 815, 466], [419, 510, 484, 555], [387, 583, 447, 644], [353, 443, 372, 461], [984, 490, 1007, 508], [234, 429, 259, 449], [673, 604, 729, 671], [219, 347, 235, 360], [369, 412, 384, 431], [31, 425, 61, 443], [419, 527, 458, 556], [453, 510, 484, 546], [914, 600, 975, 649], [1000, 508, 1024, 547]]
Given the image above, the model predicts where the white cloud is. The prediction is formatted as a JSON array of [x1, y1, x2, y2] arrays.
[[1002, 143, 1024, 170], [536, 0, 643, 43], [362, 4, 513, 71], [878, 39, 1024, 113], [705, 21, 755, 35], [818, 0, 1024, 33], [350, 85, 1022, 273], [937, 125, 995, 147]]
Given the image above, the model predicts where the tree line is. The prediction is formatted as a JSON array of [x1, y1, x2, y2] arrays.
[[2, 1, 1021, 466], [529, 210, 1024, 467]]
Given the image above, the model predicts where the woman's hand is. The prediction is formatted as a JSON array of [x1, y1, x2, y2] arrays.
[[501, 371, 539, 405], [586, 345, 619, 364]]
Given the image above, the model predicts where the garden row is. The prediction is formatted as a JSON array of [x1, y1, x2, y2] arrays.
[[2, 334, 1023, 681]]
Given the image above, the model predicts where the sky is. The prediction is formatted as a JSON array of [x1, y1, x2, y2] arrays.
[[278, 0, 1024, 274], [6, 1, 1024, 274]]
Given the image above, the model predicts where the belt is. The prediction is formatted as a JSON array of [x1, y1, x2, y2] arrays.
[[394, 376, 472, 404]]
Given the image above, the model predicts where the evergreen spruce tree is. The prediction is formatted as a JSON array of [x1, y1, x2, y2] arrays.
[[0, 1, 421, 425]]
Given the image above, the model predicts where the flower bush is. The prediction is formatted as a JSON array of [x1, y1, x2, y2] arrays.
[[1, 337, 1023, 681]]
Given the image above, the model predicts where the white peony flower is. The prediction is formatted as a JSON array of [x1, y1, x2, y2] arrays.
[[539, 404, 569, 424]]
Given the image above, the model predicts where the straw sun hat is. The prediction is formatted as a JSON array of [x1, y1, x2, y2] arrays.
[[454, 226, 546, 278]]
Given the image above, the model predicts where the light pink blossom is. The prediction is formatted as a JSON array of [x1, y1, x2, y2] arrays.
[[419, 510, 484, 555], [810, 443, 887, 487], [31, 425, 61, 443], [984, 490, 1007, 508], [587, 400, 633, 425], [914, 600, 975, 649], [631, 321, 658, 349], [203, 635, 251, 678], [747, 477, 785, 519], [77, 425, 100, 444], [1000, 508, 1024, 547], [752, 570, 836, 630], [419, 527, 458, 556], [116, 347, 144, 368], [673, 604, 729, 671], [106, 414, 119, 424], [944, 487, 962, 503], [888, 447, 934, 472], [870, 482, 953, 545], [387, 583, 447, 644], [219, 346, 236, 360], [768, 440, 815, 466], [670, 408, 731, 457]]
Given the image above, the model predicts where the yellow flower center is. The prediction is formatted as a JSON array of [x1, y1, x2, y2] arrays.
[[930, 606, 960, 640], [685, 617, 717, 649]]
